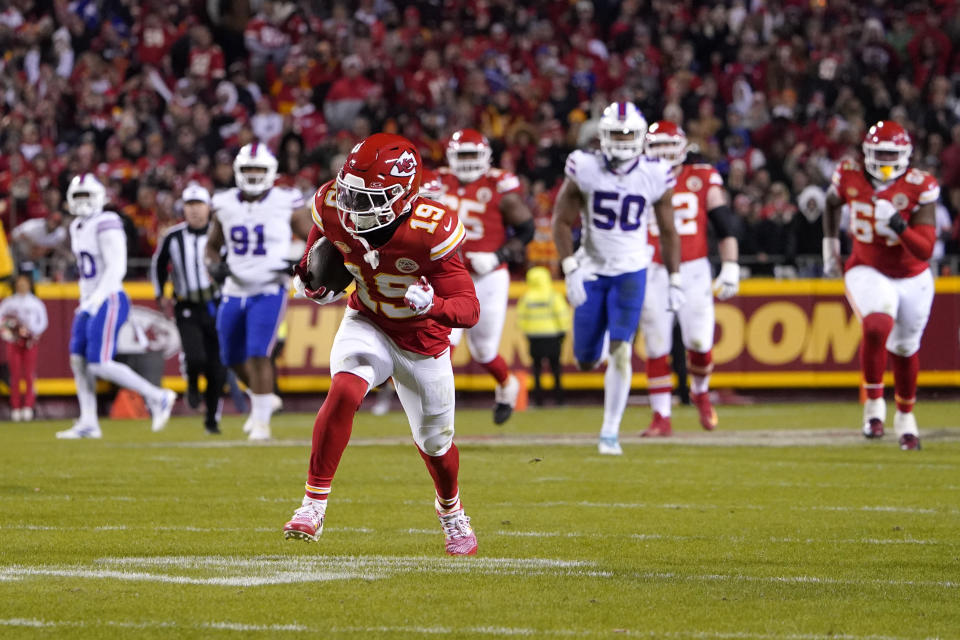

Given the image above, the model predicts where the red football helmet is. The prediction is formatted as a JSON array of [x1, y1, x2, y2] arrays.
[[419, 167, 445, 201], [336, 133, 422, 234], [446, 129, 492, 183], [862, 120, 912, 182], [644, 120, 688, 167]]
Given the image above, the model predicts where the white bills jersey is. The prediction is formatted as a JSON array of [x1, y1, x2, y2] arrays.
[[212, 186, 304, 296], [564, 150, 675, 276], [70, 210, 126, 302]]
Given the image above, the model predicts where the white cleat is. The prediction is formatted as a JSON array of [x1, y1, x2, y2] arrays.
[[56, 423, 103, 439], [22, 407, 34, 422], [242, 415, 255, 434], [283, 498, 326, 542], [598, 437, 623, 456], [248, 421, 272, 441], [11, 408, 22, 422], [149, 390, 177, 432], [270, 393, 283, 413]]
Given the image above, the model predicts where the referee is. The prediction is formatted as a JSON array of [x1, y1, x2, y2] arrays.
[[151, 184, 225, 434]]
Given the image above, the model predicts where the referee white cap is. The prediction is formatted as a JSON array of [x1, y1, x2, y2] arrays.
[[182, 183, 211, 204]]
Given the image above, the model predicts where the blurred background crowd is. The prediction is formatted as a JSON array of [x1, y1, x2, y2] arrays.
[[2, 0, 959, 282]]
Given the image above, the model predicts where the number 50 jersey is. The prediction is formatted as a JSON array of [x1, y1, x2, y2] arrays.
[[212, 186, 305, 296], [564, 149, 675, 276]]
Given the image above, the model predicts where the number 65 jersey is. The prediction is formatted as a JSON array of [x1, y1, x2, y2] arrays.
[[212, 186, 305, 296], [831, 159, 940, 279], [564, 149, 675, 276]]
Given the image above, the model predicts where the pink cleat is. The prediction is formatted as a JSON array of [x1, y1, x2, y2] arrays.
[[642, 412, 673, 437], [437, 502, 477, 556], [691, 392, 718, 431], [283, 499, 325, 542]]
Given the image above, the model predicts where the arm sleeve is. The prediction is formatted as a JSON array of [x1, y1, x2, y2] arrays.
[[425, 253, 480, 328], [151, 230, 173, 298], [707, 204, 740, 240], [898, 224, 936, 261]]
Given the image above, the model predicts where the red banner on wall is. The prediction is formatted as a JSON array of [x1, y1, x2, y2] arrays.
[[9, 278, 960, 395]]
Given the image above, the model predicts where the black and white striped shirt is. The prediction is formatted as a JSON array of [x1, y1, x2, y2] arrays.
[[151, 223, 219, 304]]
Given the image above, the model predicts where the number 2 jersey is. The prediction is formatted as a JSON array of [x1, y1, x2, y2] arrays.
[[212, 187, 304, 296], [648, 163, 723, 264], [434, 167, 521, 274], [830, 159, 940, 279], [564, 150, 675, 276], [310, 180, 479, 356]]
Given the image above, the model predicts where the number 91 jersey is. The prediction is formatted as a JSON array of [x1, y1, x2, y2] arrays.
[[831, 159, 940, 278], [212, 186, 305, 296], [564, 149, 675, 276], [312, 180, 468, 356], [648, 164, 723, 264]]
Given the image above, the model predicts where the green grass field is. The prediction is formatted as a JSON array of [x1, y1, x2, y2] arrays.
[[1, 401, 959, 639]]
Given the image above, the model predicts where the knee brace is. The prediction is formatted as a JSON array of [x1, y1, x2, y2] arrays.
[[416, 423, 455, 456]]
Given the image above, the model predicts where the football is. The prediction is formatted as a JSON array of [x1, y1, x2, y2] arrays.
[[305, 237, 354, 293]]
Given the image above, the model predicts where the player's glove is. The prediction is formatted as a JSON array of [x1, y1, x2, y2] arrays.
[[562, 256, 594, 308], [712, 261, 740, 300], [465, 251, 501, 276], [872, 198, 907, 235], [207, 260, 231, 285], [667, 272, 686, 312], [822, 237, 842, 278], [293, 272, 345, 305], [404, 276, 434, 315]]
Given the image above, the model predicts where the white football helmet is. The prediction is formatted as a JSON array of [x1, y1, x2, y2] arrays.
[[66, 173, 106, 217], [599, 101, 648, 163], [446, 129, 492, 183], [234, 142, 278, 195]]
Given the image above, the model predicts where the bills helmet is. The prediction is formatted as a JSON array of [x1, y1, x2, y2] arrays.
[[234, 142, 278, 195], [66, 173, 106, 217], [645, 120, 688, 167], [446, 129, 492, 183], [862, 121, 912, 182], [336, 133, 422, 235], [599, 101, 648, 163]]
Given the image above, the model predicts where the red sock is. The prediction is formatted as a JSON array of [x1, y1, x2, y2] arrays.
[[418, 443, 460, 503], [645, 355, 672, 394], [482, 354, 510, 385], [687, 350, 713, 376], [306, 372, 368, 499], [891, 353, 919, 413], [860, 313, 894, 399]]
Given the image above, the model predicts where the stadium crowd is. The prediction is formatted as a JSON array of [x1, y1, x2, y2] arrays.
[[2, 0, 960, 281]]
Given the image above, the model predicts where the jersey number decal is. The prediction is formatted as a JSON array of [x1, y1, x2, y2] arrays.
[[649, 192, 698, 237], [409, 202, 447, 234], [344, 262, 420, 319], [592, 192, 646, 231], [850, 201, 898, 246], [442, 195, 485, 240], [229, 224, 268, 255]]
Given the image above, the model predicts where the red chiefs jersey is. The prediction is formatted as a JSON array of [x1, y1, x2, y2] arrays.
[[831, 159, 940, 278], [435, 167, 521, 270], [312, 181, 473, 356], [649, 163, 723, 264]]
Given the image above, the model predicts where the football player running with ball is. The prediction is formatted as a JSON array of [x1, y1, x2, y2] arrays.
[[57, 174, 177, 439], [205, 143, 313, 441], [283, 134, 481, 555], [436, 130, 534, 425], [552, 102, 681, 456], [823, 121, 939, 451], [640, 121, 741, 437]]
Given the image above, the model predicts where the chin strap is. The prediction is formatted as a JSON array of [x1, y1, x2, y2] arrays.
[[354, 234, 380, 269]]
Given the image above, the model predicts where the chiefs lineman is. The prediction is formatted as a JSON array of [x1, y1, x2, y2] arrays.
[[436, 129, 534, 425], [553, 102, 681, 455], [283, 134, 481, 555], [823, 121, 939, 450], [640, 121, 741, 436]]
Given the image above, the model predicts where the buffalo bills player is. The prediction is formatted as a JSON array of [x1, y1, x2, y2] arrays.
[[552, 102, 681, 455]]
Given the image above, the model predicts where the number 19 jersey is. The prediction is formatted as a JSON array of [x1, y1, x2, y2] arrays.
[[212, 187, 305, 296], [564, 150, 675, 276]]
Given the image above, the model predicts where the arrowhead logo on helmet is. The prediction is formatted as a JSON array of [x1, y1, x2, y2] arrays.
[[390, 151, 419, 177]]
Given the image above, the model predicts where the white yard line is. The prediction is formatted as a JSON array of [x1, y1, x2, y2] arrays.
[[0, 619, 932, 639]]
